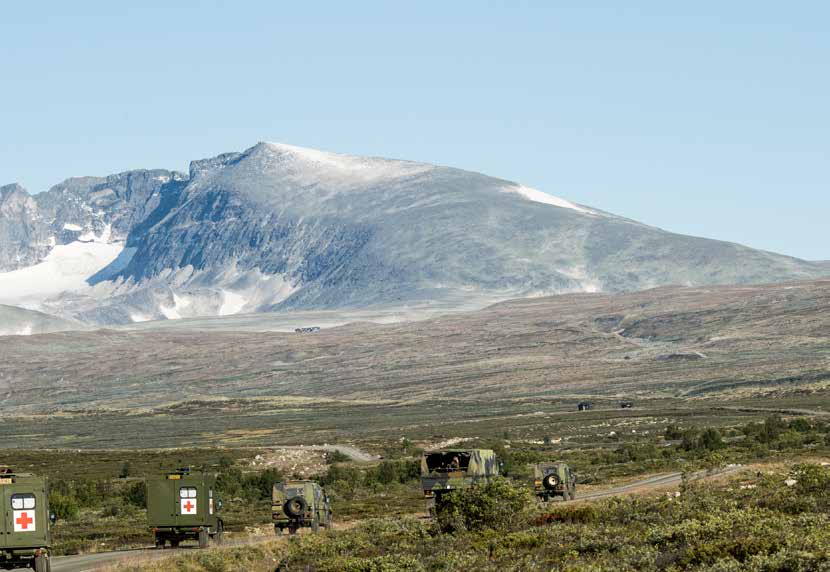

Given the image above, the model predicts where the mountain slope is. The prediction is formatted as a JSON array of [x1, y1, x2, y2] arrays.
[[0, 143, 826, 325], [0, 305, 85, 336], [1, 279, 827, 418]]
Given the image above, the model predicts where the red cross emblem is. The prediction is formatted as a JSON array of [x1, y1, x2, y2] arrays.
[[183, 501, 194, 512], [16, 512, 33, 529]]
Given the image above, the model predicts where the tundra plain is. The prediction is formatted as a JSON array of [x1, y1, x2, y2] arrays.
[[0, 279, 827, 449]]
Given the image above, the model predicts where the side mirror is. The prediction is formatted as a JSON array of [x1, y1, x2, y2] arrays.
[[49, 512, 57, 524]]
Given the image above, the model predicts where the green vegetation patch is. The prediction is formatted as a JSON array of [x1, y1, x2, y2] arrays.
[[113, 462, 830, 571]]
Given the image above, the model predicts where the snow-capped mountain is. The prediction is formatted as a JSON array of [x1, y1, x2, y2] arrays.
[[0, 142, 826, 326]]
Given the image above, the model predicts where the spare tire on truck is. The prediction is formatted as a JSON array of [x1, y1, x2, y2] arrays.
[[542, 473, 560, 490], [284, 496, 307, 518]]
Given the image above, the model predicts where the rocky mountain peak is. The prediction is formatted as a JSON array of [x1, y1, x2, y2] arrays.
[[0, 143, 827, 328]]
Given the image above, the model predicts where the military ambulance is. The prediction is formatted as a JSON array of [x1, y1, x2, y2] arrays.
[[420, 449, 499, 509], [272, 480, 332, 534], [0, 468, 54, 572], [146, 468, 223, 549]]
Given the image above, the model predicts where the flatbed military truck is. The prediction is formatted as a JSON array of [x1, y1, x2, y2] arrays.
[[146, 468, 223, 548], [272, 480, 332, 534], [534, 462, 576, 502], [0, 468, 54, 572], [420, 449, 499, 509]]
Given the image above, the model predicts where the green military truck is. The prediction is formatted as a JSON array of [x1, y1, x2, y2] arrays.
[[420, 449, 499, 509], [146, 468, 224, 548], [0, 468, 54, 572], [272, 480, 332, 534], [534, 462, 577, 502]]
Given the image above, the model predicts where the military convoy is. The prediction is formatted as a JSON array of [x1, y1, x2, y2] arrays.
[[272, 480, 332, 534], [533, 462, 577, 502], [146, 468, 224, 549], [0, 468, 54, 572], [0, 447, 578, 562]]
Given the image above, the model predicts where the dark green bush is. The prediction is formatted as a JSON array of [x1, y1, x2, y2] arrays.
[[50, 492, 80, 520], [434, 478, 531, 533], [121, 481, 146, 508], [326, 450, 350, 464]]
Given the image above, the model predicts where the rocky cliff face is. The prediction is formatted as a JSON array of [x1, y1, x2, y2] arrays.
[[0, 183, 51, 271], [0, 171, 183, 271], [0, 142, 826, 326]]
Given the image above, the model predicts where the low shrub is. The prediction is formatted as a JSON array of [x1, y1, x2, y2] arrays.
[[434, 478, 532, 533]]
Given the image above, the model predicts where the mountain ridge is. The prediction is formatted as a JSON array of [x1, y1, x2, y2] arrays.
[[0, 142, 826, 327]]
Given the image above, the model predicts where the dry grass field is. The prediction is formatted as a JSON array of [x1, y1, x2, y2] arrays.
[[0, 279, 827, 448]]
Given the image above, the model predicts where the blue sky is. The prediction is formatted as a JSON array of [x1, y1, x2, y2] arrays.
[[1, 2, 827, 260]]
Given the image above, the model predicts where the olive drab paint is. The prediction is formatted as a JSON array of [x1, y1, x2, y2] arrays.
[[146, 469, 223, 549], [0, 469, 52, 571], [272, 480, 332, 534], [420, 449, 500, 507], [534, 462, 577, 501]]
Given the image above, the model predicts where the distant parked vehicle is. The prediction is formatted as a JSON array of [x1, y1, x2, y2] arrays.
[[534, 462, 577, 502], [146, 468, 223, 549], [577, 401, 593, 411], [619, 400, 633, 409], [272, 480, 332, 534], [294, 327, 321, 333], [0, 467, 55, 572]]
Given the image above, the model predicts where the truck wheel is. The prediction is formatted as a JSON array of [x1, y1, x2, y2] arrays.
[[34, 554, 50, 572], [213, 521, 224, 545], [198, 529, 209, 549], [155, 537, 165, 548], [170, 538, 180, 548]]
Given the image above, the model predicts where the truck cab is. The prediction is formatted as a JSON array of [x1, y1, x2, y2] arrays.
[[0, 468, 53, 572], [420, 449, 499, 509], [146, 468, 223, 548], [272, 480, 332, 534]]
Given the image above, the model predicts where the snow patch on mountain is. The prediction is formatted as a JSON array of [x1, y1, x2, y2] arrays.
[[502, 184, 596, 215], [129, 313, 152, 323], [219, 290, 247, 316], [0, 241, 125, 309], [245, 142, 434, 191], [160, 293, 191, 320]]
